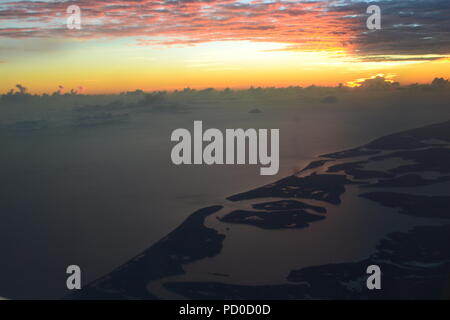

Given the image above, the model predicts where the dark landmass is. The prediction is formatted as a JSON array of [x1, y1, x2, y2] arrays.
[[69, 205, 224, 299], [69, 119, 450, 300], [252, 200, 326, 214], [327, 161, 394, 179], [323, 120, 450, 159], [300, 159, 333, 171], [371, 148, 450, 174], [363, 121, 450, 150], [208, 272, 230, 278], [287, 224, 450, 299], [218, 209, 325, 229], [365, 134, 429, 150], [164, 224, 450, 299], [366, 121, 450, 151], [388, 120, 450, 143], [321, 147, 380, 159], [363, 174, 450, 188], [164, 282, 309, 300], [359, 192, 450, 219], [227, 174, 355, 205]]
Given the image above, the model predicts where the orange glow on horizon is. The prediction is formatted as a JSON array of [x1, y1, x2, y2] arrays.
[[2, 40, 449, 95]]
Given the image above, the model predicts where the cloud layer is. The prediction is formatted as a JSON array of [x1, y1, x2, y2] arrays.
[[1, 0, 450, 60]]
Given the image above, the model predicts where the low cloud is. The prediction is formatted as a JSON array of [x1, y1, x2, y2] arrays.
[[15, 84, 27, 95]]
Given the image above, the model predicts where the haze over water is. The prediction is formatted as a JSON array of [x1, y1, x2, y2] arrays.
[[1, 90, 449, 299]]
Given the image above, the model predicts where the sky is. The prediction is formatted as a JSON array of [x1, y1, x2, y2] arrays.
[[1, 0, 450, 94]]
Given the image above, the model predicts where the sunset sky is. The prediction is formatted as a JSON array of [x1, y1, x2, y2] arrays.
[[1, 0, 450, 94]]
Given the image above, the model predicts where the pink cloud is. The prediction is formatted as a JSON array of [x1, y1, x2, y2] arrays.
[[0, 0, 359, 52]]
